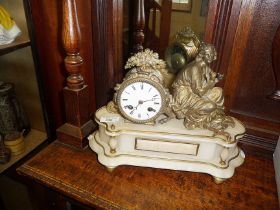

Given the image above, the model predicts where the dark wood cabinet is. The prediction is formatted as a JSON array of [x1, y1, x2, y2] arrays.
[[28, 0, 280, 154], [27, 0, 124, 127], [14, 0, 280, 209], [226, 0, 280, 129], [205, 0, 280, 153], [0, 0, 52, 173], [26, 0, 96, 129]]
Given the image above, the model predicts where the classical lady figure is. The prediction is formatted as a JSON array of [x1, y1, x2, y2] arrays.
[[171, 43, 234, 131]]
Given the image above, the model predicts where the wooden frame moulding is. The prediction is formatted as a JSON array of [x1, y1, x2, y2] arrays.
[[204, 0, 242, 87], [91, 0, 124, 107], [205, 0, 279, 155]]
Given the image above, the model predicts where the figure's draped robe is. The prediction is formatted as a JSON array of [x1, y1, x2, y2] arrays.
[[172, 61, 225, 129]]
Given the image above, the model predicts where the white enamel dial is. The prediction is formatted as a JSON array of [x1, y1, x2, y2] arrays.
[[118, 81, 163, 123]]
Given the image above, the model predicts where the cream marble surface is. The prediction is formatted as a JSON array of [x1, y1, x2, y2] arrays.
[[89, 106, 246, 182]]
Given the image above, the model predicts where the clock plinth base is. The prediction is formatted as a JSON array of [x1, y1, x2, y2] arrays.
[[89, 107, 246, 182]]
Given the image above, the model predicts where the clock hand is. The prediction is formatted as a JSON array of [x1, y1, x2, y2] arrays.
[[142, 97, 160, 103], [124, 105, 133, 110], [129, 102, 141, 114], [129, 97, 155, 115], [147, 107, 156, 112], [128, 97, 159, 115]]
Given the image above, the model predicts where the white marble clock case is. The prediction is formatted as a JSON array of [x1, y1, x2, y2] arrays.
[[88, 107, 245, 183]]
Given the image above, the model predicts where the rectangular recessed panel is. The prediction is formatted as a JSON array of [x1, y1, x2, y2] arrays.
[[135, 138, 198, 156]]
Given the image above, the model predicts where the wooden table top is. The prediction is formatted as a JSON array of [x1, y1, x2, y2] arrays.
[[17, 141, 279, 210]]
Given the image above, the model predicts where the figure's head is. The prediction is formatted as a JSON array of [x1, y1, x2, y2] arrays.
[[197, 43, 217, 64]]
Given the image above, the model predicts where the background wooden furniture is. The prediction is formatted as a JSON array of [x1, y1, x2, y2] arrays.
[[0, 0, 50, 173], [143, 0, 208, 58], [56, 0, 95, 149], [25, 0, 280, 155], [17, 141, 279, 210], [132, 0, 145, 53], [144, 0, 172, 57], [130, 0, 280, 155], [0, 1, 52, 209], [27, 0, 123, 119], [26, 0, 96, 131], [205, 0, 280, 154], [14, 0, 280, 209], [270, 25, 280, 101]]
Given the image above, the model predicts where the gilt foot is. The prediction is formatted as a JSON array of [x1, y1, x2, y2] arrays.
[[213, 176, 227, 184], [106, 166, 116, 173]]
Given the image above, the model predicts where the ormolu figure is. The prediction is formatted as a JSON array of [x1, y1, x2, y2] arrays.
[[171, 43, 234, 136]]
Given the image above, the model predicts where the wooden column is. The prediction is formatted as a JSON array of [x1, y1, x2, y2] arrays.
[[56, 0, 95, 149], [92, 0, 124, 107], [158, 0, 172, 58], [133, 0, 145, 53], [268, 25, 280, 101], [204, 0, 242, 88]]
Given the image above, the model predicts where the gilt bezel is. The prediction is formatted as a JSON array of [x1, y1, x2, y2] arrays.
[[116, 77, 167, 124]]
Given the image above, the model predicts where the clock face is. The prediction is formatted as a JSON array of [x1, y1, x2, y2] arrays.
[[118, 80, 164, 123]]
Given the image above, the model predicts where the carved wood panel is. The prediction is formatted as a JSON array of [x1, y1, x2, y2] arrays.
[[227, 0, 280, 133], [203, 0, 280, 151], [91, 0, 123, 108], [205, 0, 242, 87]]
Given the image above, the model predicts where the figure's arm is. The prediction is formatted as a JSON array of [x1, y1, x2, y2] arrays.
[[204, 68, 219, 90], [191, 67, 206, 96]]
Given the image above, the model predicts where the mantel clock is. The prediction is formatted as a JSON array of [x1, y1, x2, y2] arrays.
[[89, 45, 245, 184]]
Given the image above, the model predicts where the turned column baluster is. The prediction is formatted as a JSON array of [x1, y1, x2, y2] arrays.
[[62, 0, 84, 89], [133, 0, 145, 53], [57, 0, 95, 149]]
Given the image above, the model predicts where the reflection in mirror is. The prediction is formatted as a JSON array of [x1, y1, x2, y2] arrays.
[[122, 0, 209, 69], [171, 0, 209, 39], [146, 0, 209, 58], [123, 0, 131, 62]]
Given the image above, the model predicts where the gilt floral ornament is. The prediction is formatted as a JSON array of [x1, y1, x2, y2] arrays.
[[125, 49, 167, 71]]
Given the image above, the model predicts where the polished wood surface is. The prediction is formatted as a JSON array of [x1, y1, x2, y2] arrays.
[[27, 0, 96, 130], [91, 0, 124, 108], [204, 0, 242, 87], [269, 25, 280, 101], [226, 0, 280, 132], [56, 0, 95, 149], [133, 0, 145, 53], [62, 0, 84, 90], [158, 0, 172, 58], [205, 0, 280, 151], [17, 141, 278, 210]]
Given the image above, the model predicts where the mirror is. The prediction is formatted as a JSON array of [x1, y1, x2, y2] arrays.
[[123, 0, 209, 60]]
